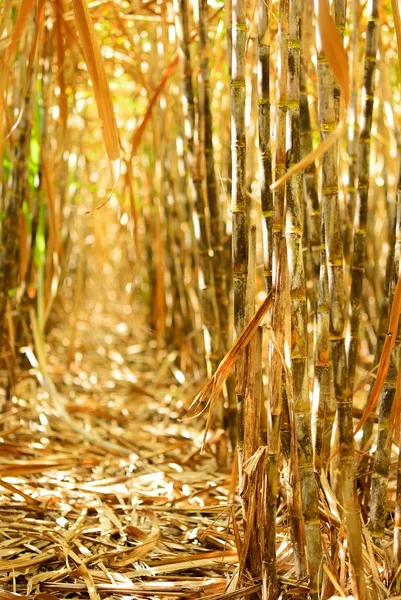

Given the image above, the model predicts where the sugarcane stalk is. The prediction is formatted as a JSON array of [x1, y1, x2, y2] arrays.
[[231, 0, 248, 465], [198, 0, 230, 355], [359, 199, 396, 496], [300, 66, 320, 294], [264, 1, 290, 594], [271, 0, 307, 587], [258, 0, 272, 293], [348, 0, 379, 392], [0, 57, 33, 355], [394, 418, 401, 591], [238, 227, 256, 491], [313, 217, 335, 469], [242, 326, 263, 595], [333, 0, 346, 122], [370, 166, 401, 543], [315, 2, 367, 597], [231, 0, 247, 335], [272, 0, 288, 276], [286, 0, 322, 593], [266, 238, 288, 600], [344, 0, 361, 263]]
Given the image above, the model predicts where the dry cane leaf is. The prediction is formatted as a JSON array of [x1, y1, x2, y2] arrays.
[[5, 0, 36, 67], [0, 593, 31, 600], [188, 291, 273, 449], [72, 0, 120, 167], [316, 0, 350, 107], [354, 274, 401, 434], [68, 549, 100, 600], [0, 0, 36, 144], [271, 122, 344, 191]]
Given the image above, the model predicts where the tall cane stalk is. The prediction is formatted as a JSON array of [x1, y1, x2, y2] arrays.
[[231, 0, 248, 463], [258, 0, 272, 293], [348, 0, 379, 392], [315, 1, 367, 597], [286, 0, 321, 593]]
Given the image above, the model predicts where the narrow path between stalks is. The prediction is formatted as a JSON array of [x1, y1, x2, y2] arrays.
[[0, 289, 298, 599]]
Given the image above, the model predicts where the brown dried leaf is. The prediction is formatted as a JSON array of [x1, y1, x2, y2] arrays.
[[188, 291, 273, 448], [316, 0, 350, 106], [354, 274, 401, 434], [72, 0, 120, 163], [0, 593, 30, 600]]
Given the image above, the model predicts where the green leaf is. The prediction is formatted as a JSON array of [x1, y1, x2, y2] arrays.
[[34, 201, 46, 267]]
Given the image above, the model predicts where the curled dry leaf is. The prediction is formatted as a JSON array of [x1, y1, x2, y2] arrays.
[[188, 291, 274, 449]]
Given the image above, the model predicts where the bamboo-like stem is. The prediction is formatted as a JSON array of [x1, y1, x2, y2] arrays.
[[247, 36, 258, 196], [369, 353, 398, 540], [170, 133, 198, 337], [231, 0, 248, 468], [279, 370, 306, 582], [163, 166, 191, 340], [315, 2, 367, 597], [242, 327, 263, 594], [347, 0, 379, 391], [231, 0, 247, 336], [271, 0, 308, 588], [258, 0, 272, 293], [238, 227, 256, 489], [175, 0, 195, 156], [0, 56, 33, 353], [360, 204, 395, 494], [370, 167, 401, 543], [198, 0, 235, 442], [344, 0, 361, 263], [264, 0, 290, 594], [333, 0, 346, 122], [244, 323, 261, 467], [286, 0, 321, 593], [313, 218, 335, 469], [273, 0, 288, 276], [266, 239, 288, 600], [198, 0, 230, 355], [300, 67, 320, 293]]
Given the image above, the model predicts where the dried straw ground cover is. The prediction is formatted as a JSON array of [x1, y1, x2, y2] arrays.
[[0, 291, 290, 600], [0, 273, 397, 600]]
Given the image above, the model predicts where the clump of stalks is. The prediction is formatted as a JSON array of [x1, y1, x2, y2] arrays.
[[7, 0, 401, 598], [174, 0, 221, 380]]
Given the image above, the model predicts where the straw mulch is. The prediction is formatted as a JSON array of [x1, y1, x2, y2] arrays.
[[0, 295, 299, 600]]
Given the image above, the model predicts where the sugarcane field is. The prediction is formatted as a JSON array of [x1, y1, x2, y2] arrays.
[[0, 0, 400, 598]]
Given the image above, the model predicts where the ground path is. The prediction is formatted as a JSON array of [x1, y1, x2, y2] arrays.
[[0, 289, 296, 600]]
